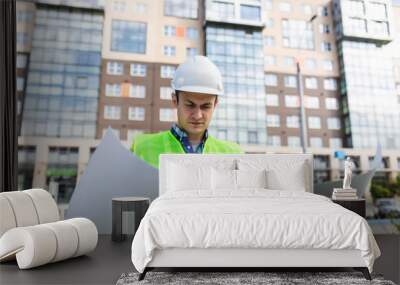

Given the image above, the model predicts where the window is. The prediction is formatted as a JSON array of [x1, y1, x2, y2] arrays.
[[128, 107, 145, 121], [16, 32, 29, 45], [164, 0, 198, 19], [319, 6, 329, 16], [105, 84, 121, 97], [308, 116, 321, 129], [344, 0, 364, 17], [161, 65, 176, 78], [135, 2, 147, 14], [329, 137, 342, 148], [322, 60, 334, 71], [327, 117, 341, 130], [160, 108, 176, 122], [76, 77, 88, 88], [164, 25, 176, 36], [267, 114, 280, 127], [324, 78, 337, 90], [346, 17, 367, 33], [266, 93, 279, 106], [130, 63, 147, 77], [16, 54, 28, 68], [265, 74, 277, 86], [186, 47, 198, 57], [129, 85, 145, 98], [16, 10, 33, 22], [284, 56, 295, 68], [160, 86, 173, 100], [104, 105, 121, 120], [279, 2, 291, 12], [310, 137, 323, 148], [282, 19, 314, 50], [267, 135, 281, 146], [111, 20, 147, 54], [319, 24, 330, 34], [284, 75, 297, 88], [304, 58, 316, 69], [286, 115, 300, 128], [112, 1, 126, 11], [288, 136, 301, 147], [127, 129, 144, 142], [285, 95, 299, 107], [369, 21, 389, 36], [248, 131, 258, 144], [240, 5, 261, 21], [213, 1, 235, 19], [325, 98, 339, 110], [17, 77, 25, 91], [305, 96, 319, 109], [264, 55, 276, 66], [321, 42, 332, 52], [163, 45, 176, 56], [305, 77, 318, 89], [186, 27, 198, 40], [107, 62, 123, 75], [264, 36, 275, 47], [370, 2, 387, 19]]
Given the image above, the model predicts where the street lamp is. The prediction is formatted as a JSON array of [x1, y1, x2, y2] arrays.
[[296, 14, 317, 154]]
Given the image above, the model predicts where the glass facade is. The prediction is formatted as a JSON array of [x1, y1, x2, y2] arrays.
[[205, 25, 266, 144], [111, 20, 146, 54], [21, 6, 103, 138], [18, 146, 36, 190], [47, 147, 79, 204], [339, 41, 400, 149]]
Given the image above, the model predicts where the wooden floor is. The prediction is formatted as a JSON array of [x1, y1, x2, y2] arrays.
[[0, 235, 134, 285]]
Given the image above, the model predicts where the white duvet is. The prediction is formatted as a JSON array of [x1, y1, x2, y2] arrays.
[[131, 190, 380, 273]]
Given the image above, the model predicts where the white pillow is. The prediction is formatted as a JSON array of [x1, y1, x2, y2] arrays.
[[236, 169, 267, 189], [237, 159, 308, 191], [266, 162, 306, 191], [167, 163, 212, 192], [212, 168, 237, 191]]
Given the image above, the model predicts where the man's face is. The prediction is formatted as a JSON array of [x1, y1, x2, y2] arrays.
[[172, 91, 218, 138]]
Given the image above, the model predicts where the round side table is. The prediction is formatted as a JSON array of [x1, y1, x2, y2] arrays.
[[112, 197, 150, 242]]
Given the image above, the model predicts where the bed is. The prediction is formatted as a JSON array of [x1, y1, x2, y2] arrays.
[[131, 154, 381, 281]]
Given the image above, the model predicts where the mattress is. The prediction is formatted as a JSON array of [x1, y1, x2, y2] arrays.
[[131, 190, 380, 273]]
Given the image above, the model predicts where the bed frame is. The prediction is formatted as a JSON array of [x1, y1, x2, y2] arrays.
[[140, 248, 371, 280], [138, 154, 372, 281]]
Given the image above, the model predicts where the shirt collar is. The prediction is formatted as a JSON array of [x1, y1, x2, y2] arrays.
[[170, 123, 208, 144]]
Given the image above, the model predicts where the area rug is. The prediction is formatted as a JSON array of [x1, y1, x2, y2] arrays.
[[116, 271, 396, 285]]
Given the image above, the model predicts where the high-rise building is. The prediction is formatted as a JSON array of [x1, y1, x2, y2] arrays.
[[21, 1, 104, 139], [16, 0, 400, 203], [97, 0, 203, 141], [262, 0, 343, 148], [333, 0, 400, 149], [204, 0, 266, 145]]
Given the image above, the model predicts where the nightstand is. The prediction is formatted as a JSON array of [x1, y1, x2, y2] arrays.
[[112, 197, 150, 242], [332, 198, 366, 218]]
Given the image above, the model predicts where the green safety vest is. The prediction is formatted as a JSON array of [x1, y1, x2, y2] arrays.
[[131, 130, 243, 168]]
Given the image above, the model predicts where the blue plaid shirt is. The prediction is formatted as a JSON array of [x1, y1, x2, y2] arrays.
[[170, 123, 208, 154]]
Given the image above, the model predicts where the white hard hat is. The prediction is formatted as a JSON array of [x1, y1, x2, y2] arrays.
[[171, 55, 224, 96]]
